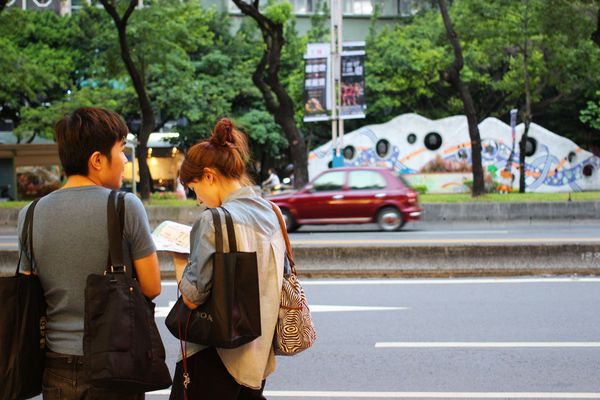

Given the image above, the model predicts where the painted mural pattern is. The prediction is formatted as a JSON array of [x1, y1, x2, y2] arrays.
[[308, 115, 600, 193]]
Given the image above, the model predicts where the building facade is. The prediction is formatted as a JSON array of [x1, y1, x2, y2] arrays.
[[7, 0, 433, 41]]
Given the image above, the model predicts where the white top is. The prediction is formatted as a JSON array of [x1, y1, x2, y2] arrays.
[[265, 173, 280, 186]]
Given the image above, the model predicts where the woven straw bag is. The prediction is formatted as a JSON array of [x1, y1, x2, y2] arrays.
[[270, 203, 317, 356]]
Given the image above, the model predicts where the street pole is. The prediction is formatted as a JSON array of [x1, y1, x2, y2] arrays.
[[126, 138, 137, 196], [330, 0, 344, 167]]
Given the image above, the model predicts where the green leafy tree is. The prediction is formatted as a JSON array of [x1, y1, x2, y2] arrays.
[[580, 91, 600, 130], [365, 0, 600, 160], [438, 0, 485, 196], [236, 110, 288, 181], [0, 8, 78, 142], [231, 0, 309, 188], [15, 86, 134, 139]]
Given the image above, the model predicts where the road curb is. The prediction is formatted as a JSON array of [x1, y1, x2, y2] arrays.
[[3, 243, 599, 279]]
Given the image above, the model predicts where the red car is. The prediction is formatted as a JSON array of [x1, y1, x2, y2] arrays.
[[268, 167, 422, 232]]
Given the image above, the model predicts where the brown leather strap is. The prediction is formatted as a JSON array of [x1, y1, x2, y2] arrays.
[[269, 202, 296, 272]]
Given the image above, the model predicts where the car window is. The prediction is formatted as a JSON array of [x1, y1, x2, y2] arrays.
[[396, 173, 413, 189], [312, 171, 346, 192], [348, 171, 386, 190]]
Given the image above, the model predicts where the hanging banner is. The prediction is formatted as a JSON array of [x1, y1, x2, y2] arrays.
[[340, 47, 366, 120], [303, 43, 330, 122], [303, 58, 329, 122], [303, 42, 366, 122]]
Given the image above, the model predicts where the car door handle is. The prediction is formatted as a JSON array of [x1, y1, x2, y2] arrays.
[[375, 193, 386, 198], [332, 194, 344, 200]]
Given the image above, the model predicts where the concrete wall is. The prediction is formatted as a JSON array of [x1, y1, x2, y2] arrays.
[[4, 243, 600, 278]]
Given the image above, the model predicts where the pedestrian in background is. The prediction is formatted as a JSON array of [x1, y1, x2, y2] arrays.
[[170, 117, 286, 399], [261, 167, 280, 192], [17, 107, 161, 399]]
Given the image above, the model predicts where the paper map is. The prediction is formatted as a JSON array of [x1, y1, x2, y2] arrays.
[[152, 220, 192, 254]]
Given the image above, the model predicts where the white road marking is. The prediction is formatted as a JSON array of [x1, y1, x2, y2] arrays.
[[154, 302, 407, 317], [311, 305, 408, 312], [395, 230, 511, 235], [161, 278, 600, 288], [147, 390, 600, 398], [290, 237, 600, 245], [299, 277, 600, 286], [375, 342, 600, 348], [155, 301, 175, 318]]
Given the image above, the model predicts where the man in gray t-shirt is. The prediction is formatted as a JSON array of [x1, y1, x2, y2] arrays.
[[17, 187, 156, 355], [18, 107, 161, 399]]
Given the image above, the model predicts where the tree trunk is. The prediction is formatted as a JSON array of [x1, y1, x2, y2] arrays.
[[519, 1, 532, 193], [276, 114, 309, 187], [438, 0, 484, 197], [26, 131, 37, 144], [101, 0, 154, 200], [592, 3, 600, 48], [0, 0, 7, 13], [233, 0, 309, 189]]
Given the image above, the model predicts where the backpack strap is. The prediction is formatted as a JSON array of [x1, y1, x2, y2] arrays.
[[220, 207, 237, 253], [269, 202, 296, 274], [209, 208, 224, 254], [16, 198, 41, 275], [106, 191, 126, 273]]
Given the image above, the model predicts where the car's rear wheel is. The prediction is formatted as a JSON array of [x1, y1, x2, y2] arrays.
[[376, 207, 405, 231], [281, 208, 300, 233]]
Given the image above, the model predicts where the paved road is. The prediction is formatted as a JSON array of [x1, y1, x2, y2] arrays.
[[143, 276, 600, 399], [3, 221, 599, 251], [29, 276, 600, 399]]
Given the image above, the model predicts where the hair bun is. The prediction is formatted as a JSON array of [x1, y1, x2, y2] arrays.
[[211, 118, 234, 146]]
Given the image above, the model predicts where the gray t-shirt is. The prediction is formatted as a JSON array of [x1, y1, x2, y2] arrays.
[[17, 186, 156, 356]]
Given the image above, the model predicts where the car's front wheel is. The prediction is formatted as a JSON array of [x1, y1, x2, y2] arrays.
[[376, 207, 405, 231], [281, 208, 300, 233]]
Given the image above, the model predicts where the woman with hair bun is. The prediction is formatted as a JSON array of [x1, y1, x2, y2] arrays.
[[170, 118, 286, 399]]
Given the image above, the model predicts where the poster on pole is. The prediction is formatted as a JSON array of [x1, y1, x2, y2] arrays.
[[340, 46, 366, 119], [303, 43, 330, 122]]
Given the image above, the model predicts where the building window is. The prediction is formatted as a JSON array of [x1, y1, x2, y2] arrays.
[[292, 0, 314, 13], [344, 0, 373, 15], [398, 0, 432, 17], [229, 0, 314, 14]]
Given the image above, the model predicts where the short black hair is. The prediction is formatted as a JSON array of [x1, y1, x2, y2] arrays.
[[54, 107, 128, 176]]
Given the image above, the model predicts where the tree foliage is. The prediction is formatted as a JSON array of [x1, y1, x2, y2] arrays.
[[365, 0, 600, 152], [2, 0, 600, 191]]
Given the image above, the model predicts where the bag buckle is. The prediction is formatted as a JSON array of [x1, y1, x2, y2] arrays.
[[104, 265, 126, 275]]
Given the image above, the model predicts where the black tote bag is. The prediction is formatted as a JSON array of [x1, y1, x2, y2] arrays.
[[83, 191, 171, 393], [165, 207, 261, 349], [0, 199, 46, 400]]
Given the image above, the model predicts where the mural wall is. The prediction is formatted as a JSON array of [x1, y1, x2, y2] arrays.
[[308, 113, 600, 193]]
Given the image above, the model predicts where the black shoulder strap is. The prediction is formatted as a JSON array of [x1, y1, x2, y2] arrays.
[[221, 207, 237, 253], [107, 191, 125, 272], [209, 208, 223, 253], [17, 198, 41, 274]]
